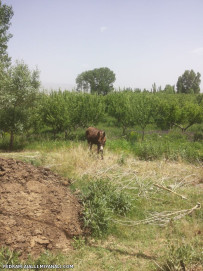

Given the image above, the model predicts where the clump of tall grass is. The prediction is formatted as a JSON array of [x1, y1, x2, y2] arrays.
[[25, 139, 72, 152], [0, 247, 20, 266], [155, 240, 203, 271], [134, 141, 203, 163], [108, 134, 203, 163], [193, 131, 203, 142]]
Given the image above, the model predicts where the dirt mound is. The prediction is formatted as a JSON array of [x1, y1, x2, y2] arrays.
[[0, 157, 83, 258]]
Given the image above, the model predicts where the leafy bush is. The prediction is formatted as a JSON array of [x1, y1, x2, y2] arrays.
[[170, 142, 203, 163], [126, 131, 139, 142], [134, 141, 165, 160], [81, 179, 132, 237]]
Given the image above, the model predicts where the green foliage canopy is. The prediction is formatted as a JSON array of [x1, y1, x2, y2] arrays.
[[76, 67, 116, 95], [37, 91, 105, 138], [0, 61, 40, 149], [153, 95, 181, 130], [39, 91, 70, 138], [107, 92, 134, 135], [175, 102, 203, 132], [176, 70, 201, 94], [163, 84, 175, 94], [0, 0, 13, 68]]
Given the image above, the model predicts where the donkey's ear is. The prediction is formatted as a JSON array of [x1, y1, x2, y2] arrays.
[[97, 131, 100, 138], [103, 132, 106, 137]]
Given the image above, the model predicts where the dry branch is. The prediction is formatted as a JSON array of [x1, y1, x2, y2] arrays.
[[112, 203, 201, 227], [153, 183, 187, 200]]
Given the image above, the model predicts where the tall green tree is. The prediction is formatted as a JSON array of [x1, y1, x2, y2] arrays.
[[153, 95, 181, 130], [163, 84, 175, 94], [131, 94, 154, 140], [107, 92, 133, 135], [0, 61, 40, 149], [174, 102, 203, 132], [39, 91, 70, 139], [176, 70, 201, 94], [74, 93, 105, 128], [0, 0, 13, 68], [76, 67, 116, 95], [151, 82, 157, 93]]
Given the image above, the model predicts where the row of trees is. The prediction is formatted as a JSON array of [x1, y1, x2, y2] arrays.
[[76, 68, 202, 95], [33, 91, 105, 139], [106, 92, 203, 139], [2, 89, 202, 149], [30, 91, 203, 139]]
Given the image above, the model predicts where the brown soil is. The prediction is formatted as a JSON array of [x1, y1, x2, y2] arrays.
[[0, 157, 83, 258]]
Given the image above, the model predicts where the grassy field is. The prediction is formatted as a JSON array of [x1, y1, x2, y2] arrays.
[[0, 139, 202, 270]]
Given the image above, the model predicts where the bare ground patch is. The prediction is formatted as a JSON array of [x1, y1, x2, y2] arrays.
[[0, 157, 83, 259]]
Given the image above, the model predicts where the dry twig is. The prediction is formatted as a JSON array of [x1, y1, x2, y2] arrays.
[[153, 183, 187, 200]]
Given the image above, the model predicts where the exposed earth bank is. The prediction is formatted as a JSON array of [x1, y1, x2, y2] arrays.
[[0, 157, 83, 258]]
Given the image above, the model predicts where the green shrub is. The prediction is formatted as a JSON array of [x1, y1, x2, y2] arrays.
[[135, 142, 164, 160], [81, 179, 132, 237], [126, 131, 138, 143], [173, 142, 203, 163]]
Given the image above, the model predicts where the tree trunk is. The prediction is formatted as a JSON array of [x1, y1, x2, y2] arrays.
[[9, 130, 14, 151], [53, 130, 56, 140], [65, 130, 68, 140], [141, 129, 145, 141]]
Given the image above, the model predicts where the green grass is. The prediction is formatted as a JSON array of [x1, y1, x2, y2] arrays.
[[107, 131, 203, 163], [0, 125, 203, 270], [24, 139, 73, 152], [1, 123, 202, 164]]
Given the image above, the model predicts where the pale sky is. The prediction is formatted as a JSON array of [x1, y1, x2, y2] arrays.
[[4, 0, 203, 91]]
